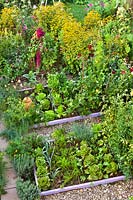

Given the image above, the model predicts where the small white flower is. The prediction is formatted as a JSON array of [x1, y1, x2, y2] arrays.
[[41, 0, 44, 5], [33, 5, 37, 9]]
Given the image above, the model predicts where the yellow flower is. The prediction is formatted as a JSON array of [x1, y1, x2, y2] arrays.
[[130, 89, 133, 96]]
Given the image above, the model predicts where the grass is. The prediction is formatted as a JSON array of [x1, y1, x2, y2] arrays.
[[66, 3, 88, 22]]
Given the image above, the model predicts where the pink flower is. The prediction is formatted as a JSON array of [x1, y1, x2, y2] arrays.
[[23, 25, 28, 31], [100, 1, 105, 7], [85, 8, 89, 11], [36, 28, 45, 39], [121, 70, 126, 74], [31, 15, 37, 19], [87, 3, 93, 7], [35, 50, 41, 68]]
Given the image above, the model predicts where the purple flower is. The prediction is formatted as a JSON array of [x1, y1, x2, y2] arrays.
[[23, 25, 28, 31], [100, 1, 105, 7], [87, 3, 93, 7], [85, 7, 89, 11]]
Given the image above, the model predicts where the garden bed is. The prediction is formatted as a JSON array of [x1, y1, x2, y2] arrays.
[[33, 112, 102, 128], [5, 103, 133, 199], [0, 1, 133, 199], [38, 175, 126, 196]]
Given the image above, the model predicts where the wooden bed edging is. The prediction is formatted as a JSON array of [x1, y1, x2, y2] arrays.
[[40, 175, 126, 196], [33, 112, 102, 128]]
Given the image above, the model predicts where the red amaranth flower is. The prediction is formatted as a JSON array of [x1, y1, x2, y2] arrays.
[[35, 50, 41, 68], [36, 28, 45, 39]]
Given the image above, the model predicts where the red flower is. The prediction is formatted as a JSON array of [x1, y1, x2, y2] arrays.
[[121, 70, 126, 74], [130, 67, 133, 73], [112, 70, 116, 74], [77, 53, 82, 58], [89, 53, 94, 57], [36, 28, 45, 39], [88, 44, 93, 51], [35, 50, 41, 68]]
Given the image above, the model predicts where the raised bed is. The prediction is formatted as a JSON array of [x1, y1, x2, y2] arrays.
[[33, 112, 102, 129], [33, 117, 129, 198], [34, 174, 126, 197]]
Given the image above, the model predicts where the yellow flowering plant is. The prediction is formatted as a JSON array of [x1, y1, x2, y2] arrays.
[[0, 6, 19, 32], [84, 10, 101, 29]]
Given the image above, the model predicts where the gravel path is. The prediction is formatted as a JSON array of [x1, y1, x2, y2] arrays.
[[43, 179, 133, 200], [31, 117, 100, 136]]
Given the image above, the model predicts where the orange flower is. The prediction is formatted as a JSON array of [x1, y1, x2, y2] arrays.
[[23, 97, 33, 111]]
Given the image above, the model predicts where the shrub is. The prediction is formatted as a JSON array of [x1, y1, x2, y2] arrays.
[[103, 98, 133, 177], [16, 178, 39, 200], [33, 3, 73, 34], [0, 6, 19, 32], [60, 19, 89, 73], [84, 10, 101, 29], [0, 33, 29, 80], [6, 133, 46, 159], [3, 97, 33, 133], [13, 154, 34, 181], [71, 123, 93, 143]]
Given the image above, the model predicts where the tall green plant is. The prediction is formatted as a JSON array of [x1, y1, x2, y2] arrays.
[[103, 97, 133, 177], [13, 154, 34, 181], [0, 152, 6, 196]]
